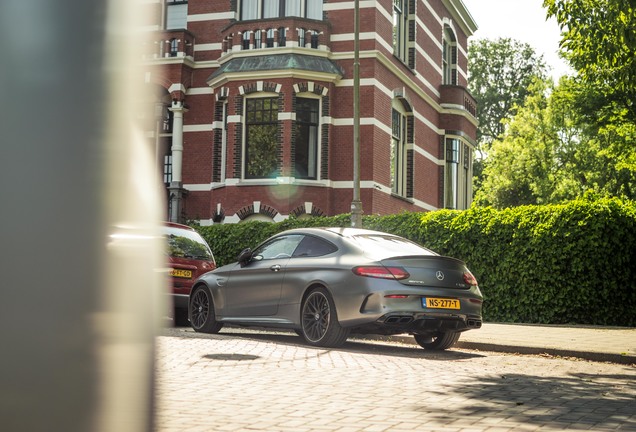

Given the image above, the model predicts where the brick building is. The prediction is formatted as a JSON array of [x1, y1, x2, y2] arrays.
[[140, 0, 478, 224]]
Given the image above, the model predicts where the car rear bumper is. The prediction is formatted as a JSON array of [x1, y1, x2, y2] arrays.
[[172, 293, 189, 310], [351, 312, 482, 335]]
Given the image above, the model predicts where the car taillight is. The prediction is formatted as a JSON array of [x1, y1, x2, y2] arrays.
[[352, 266, 410, 280], [463, 271, 478, 286]]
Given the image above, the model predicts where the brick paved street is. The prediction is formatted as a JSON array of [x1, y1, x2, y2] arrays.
[[155, 328, 636, 432]]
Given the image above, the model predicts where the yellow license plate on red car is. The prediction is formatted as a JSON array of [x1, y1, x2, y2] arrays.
[[170, 269, 192, 278], [424, 298, 460, 309]]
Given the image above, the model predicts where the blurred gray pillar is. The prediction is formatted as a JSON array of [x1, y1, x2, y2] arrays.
[[0, 1, 165, 431], [168, 101, 187, 223]]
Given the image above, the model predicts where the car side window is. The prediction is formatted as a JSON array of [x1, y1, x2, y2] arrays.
[[292, 235, 338, 258], [253, 235, 303, 260]]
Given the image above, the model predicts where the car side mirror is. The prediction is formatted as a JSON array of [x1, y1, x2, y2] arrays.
[[237, 248, 253, 267]]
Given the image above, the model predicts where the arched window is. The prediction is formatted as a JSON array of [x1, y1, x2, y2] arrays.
[[393, 0, 408, 61], [266, 28, 275, 47], [443, 25, 458, 85], [278, 27, 286, 47], [242, 31, 251, 50], [169, 38, 179, 57], [390, 98, 410, 197], [310, 30, 319, 49]]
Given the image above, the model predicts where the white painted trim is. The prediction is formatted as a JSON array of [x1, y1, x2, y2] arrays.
[[323, 1, 377, 11], [183, 124, 214, 132], [168, 83, 186, 94], [194, 43, 222, 52], [186, 87, 213, 95], [278, 112, 295, 121], [187, 12, 235, 22]]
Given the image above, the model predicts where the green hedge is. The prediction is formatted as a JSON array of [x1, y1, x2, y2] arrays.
[[195, 197, 636, 326]]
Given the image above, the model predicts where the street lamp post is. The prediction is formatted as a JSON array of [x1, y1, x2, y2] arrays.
[[351, 0, 363, 227]]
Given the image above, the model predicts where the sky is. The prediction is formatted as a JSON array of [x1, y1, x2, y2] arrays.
[[461, 0, 573, 80]]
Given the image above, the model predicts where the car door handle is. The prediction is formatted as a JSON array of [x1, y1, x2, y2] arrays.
[[270, 265, 281, 272]]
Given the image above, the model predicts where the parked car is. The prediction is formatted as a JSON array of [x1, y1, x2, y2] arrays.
[[188, 227, 482, 350], [164, 222, 215, 326]]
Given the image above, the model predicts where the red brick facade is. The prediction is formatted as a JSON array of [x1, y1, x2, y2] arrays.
[[141, 0, 478, 224]]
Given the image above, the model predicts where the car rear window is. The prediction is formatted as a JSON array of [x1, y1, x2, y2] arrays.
[[292, 235, 338, 257], [351, 234, 436, 259], [164, 226, 214, 262]]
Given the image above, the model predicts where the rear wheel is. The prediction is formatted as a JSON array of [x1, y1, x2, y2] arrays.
[[301, 287, 349, 347], [414, 331, 460, 350], [189, 286, 223, 334]]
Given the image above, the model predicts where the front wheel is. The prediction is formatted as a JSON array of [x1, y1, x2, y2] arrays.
[[414, 331, 460, 350], [189, 286, 223, 334], [301, 287, 349, 347]]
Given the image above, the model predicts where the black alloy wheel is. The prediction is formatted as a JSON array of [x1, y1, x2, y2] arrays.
[[413, 331, 460, 350], [301, 287, 349, 347], [189, 286, 223, 334]]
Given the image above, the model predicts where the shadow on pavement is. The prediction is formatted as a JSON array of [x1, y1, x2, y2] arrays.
[[413, 371, 636, 430], [163, 326, 485, 361]]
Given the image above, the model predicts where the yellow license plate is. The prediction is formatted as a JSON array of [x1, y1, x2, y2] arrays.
[[170, 269, 192, 278], [424, 298, 460, 309]]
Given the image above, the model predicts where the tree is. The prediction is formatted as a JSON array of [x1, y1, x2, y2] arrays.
[[544, 0, 636, 116], [468, 38, 548, 155], [475, 76, 636, 208], [542, 0, 636, 200]]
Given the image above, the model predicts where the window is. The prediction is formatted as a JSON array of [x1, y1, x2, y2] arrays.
[[463, 143, 472, 208], [163, 153, 173, 185], [393, 0, 408, 61], [263, 0, 279, 18], [292, 236, 337, 258], [241, 0, 258, 20], [253, 235, 304, 260], [162, 106, 173, 132], [391, 105, 408, 196], [278, 27, 287, 46], [294, 98, 319, 180], [443, 25, 457, 85], [445, 138, 460, 209], [242, 32, 251, 50], [169, 38, 179, 57], [240, 0, 322, 20], [166, 0, 188, 30], [266, 28, 275, 47], [245, 97, 279, 179]]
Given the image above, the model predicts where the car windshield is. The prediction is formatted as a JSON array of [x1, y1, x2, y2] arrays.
[[351, 234, 436, 259], [164, 227, 214, 261]]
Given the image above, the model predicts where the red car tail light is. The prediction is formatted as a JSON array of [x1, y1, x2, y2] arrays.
[[352, 266, 410, 280], [463, 271, 478, 286]]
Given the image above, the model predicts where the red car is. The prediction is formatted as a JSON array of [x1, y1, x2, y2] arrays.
[[164, 222, 216, 325]]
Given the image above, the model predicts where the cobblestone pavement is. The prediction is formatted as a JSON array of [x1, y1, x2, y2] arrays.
[[155, 328, 636, 432]]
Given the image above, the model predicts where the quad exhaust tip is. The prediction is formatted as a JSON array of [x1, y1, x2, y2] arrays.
[[384, 316, 414, 324]]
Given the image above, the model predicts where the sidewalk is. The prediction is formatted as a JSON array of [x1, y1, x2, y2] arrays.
[[375, 322, 636, 365]]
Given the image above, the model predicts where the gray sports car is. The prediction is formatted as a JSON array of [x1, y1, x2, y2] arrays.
[[189, 227, 483, 350]]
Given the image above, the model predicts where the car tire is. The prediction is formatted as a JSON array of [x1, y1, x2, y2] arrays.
[[414, 331, 460, 350], [189, 286, 223, 334], [301, 287, 349, 347]]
